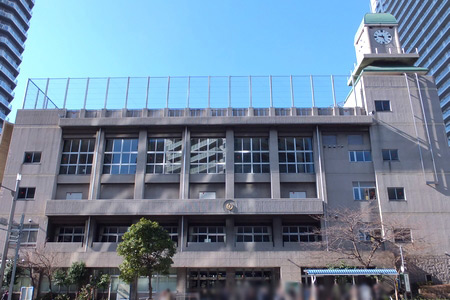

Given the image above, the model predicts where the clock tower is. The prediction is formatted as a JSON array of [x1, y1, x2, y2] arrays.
[[352, 13, 420, 77]]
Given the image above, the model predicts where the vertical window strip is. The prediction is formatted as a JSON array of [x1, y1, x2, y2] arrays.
[[190, 138, 226, 174], [278, 137, 314, 173], [147, 138, 182, 174], [60, 139, 95, 175], [103, 139, 138, 174]]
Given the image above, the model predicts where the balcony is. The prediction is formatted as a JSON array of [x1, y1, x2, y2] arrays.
[[0, 0, 31, 28], [0, 36, 23, 60], [0, 9, 27, 38], [45, 198, 324, 216]]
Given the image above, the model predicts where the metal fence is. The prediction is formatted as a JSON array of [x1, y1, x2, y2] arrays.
[[23, 75, 357, 111]]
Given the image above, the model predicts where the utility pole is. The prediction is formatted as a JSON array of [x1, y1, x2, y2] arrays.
[[7, 214, 24, 300], [0, 174, 22, 290]]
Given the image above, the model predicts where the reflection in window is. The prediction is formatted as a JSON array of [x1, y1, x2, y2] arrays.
[[278, 137, 314, 173], [60, 139, 95, 174], [349, 151, 372, 162], [20, 225, 38, 246], [147, 138, 182, 174], [282, 226, 320, 242], [190, 138, 225, 174], [103, 139, 138, 174], [353, 182, 376, 200], [388, 187, 405, 201], [234, 138, 269, 173], [99, 226, 128, 243]]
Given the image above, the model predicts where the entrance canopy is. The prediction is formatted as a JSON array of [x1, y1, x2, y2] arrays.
[[305, 269, 398, 276]]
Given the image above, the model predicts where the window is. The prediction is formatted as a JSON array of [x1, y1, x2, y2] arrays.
[[236, 226, 271, 242], [23, 152, 41, 163], [66, 192, 83, 200], [163, 226, 178, 245], [56, 226, 85, 243], [375, 100, 391, 112], [199, 192, 216, 199], [103, 139, 138, 174], [60, 139, 95, 174], [388, 187, 405, 201], [394, 228, 412, 243], [282, 226, 320, 242], [235, 138, 270, 173], [189, 226, 225, 243], [349, 151, 372, 162], [289, 192, 306, 198], [382, 149, 399, 161], [279, 137, 314, 173], [147, 138, 182, 174], [18, 187, 35, 200], [322, 135, 337, 145], [190, 138, 226, 174], [20, 224, 38, 246], [353, 182, 376, 200], [99, 226, 128, 243]]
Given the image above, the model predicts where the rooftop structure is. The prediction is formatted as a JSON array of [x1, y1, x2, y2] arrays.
[[371, 0, 450, 145], [0, 0, 34, 126]]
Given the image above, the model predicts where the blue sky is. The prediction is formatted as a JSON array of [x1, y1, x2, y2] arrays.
[[11, 0, 371, 120]]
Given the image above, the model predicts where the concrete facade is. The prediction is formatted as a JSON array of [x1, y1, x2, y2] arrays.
[[1, 12, 450, 298]]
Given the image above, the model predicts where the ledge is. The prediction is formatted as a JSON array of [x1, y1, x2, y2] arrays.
[[45, 198, 324, 216]]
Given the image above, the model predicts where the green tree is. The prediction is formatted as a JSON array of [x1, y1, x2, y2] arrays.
[[117, 218, 176, 300], [67, 262, 89, 295]]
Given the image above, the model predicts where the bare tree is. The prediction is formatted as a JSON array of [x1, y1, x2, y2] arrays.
[[317, 206, 420, 269], [20, 247, 62, 298]]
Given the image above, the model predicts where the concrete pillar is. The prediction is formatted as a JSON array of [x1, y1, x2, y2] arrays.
[[86, 218, 97, 250], [313, 127, 327, 202], [89, 129, 105, 200], [272, 216, 282, 248], [226, 268, 235, 290], [180, 128, 190, 199], [269, 129, 280, 199], [181, 216, 188, 249], [225, 129, 234, 199], [134, 130, 147, 199], [226, 216, 235, 250], [176, 268, 187, 294]]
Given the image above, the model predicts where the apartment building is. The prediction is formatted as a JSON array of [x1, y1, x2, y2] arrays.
[[0, 0, 34, 126], [0, 13, 449, 298]]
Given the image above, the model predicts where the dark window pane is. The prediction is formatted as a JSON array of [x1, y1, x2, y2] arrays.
[[387, 188, 396, 200], [391, 150, 399, 160]]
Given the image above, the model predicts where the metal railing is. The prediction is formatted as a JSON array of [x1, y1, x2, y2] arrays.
[[23, 75, 362, 112]]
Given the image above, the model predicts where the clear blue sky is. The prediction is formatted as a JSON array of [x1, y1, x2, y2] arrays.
[[11, 0, 371, 121]]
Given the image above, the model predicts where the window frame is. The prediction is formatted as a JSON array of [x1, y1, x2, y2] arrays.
[[162, 226, 178, 245], [374, 100, 391, 112], [349, 150, 372, 162], [353, 182, 377, 201], [103, 138, 139, 175], [146, 138, 182, 174], [190, 138, 226, 174], [56, 226, 85, 243], [60, 139, 95, 175], [23, 152, 41, 164], [99, 226, 129, 243], [235, 226, 272, 243], [17, 187, 35, 200], [387, 187, 406, 201], [282, 225, 320, 243], [234, 137, 270, 174], [278, 137, 314, 174], [20, 224, 38, 246], [189, 226, 225, 243], [382, 149, 399, 161]]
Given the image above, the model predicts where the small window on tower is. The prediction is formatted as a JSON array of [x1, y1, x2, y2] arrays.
[[24, 152, 41, 163], [375, 100, 391, 112]]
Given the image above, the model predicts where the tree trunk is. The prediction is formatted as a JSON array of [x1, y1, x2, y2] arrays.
[[148, 275, 152, 300]]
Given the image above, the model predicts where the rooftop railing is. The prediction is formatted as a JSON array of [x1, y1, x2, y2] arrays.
[[23, 75, 363, 114]]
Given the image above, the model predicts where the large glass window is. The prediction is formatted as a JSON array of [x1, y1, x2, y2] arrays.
[[349, 151, 372, 162], [147, 138, 182, 174], [103, 139, 138, 174], [236, 226, 271, 242], [60, 139, 95, 175], [353, 182, 377, 200], [20, 224, 38, 246], [56, 226, 85, 243], [189, 226, 225, 243], [282, 226, 320, 242], [99, 226, 128, 243], [190, 138, 225, 174], [234, 138, 269, 173], [382, 149, 399, 161], [278, 137, 314, 173]]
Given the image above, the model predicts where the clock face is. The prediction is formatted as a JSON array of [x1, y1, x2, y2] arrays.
[[374, 29, 393, 45]]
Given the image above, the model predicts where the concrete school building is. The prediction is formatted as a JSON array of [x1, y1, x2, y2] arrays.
[[0, 13, 449, 299]]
